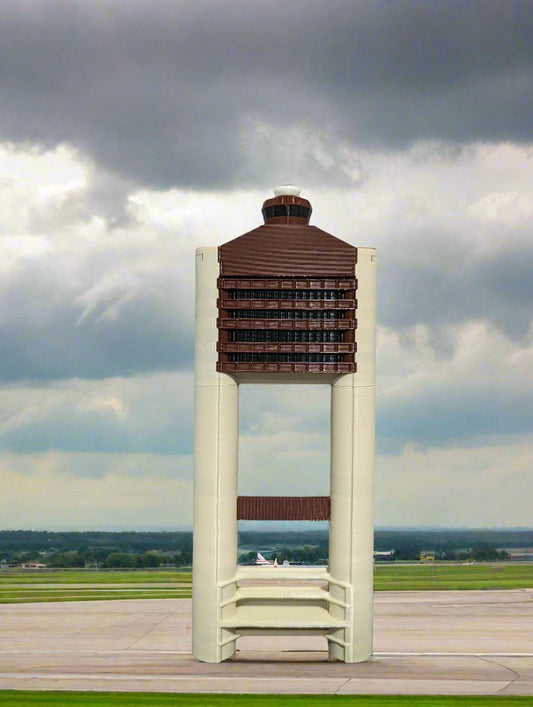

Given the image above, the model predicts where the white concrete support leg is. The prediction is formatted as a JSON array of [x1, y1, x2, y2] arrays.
[[193, 247, 238, 663], [329, 379, 375, 662], [328, 247, 377, 663]]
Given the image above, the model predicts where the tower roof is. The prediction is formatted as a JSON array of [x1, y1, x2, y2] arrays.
[[219, 188, 356, 277]]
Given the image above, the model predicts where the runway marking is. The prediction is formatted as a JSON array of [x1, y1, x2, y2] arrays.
[[374, 652, 533, 657], [0, 673, 346, 683], [0, 649, 192, 655], [477, 655, 521, 695], [1, 649, 532, 657]]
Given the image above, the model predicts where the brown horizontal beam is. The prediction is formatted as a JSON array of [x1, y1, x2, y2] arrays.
[[218, 343, 356, 354], [217, 319, 357, 330], [218, 362, 356, 374], [237, 496, 330, 521], [218, 299, 356, 310], [218, 278, 356, 289]]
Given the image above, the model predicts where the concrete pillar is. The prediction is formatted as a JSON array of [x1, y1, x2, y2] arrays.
[[329, 247, 377, 662], [192, 247, 238, 662]]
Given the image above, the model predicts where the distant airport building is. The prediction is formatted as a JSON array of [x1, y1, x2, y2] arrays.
[[504, 548, 533, 561], [193, 186, 377, 663]]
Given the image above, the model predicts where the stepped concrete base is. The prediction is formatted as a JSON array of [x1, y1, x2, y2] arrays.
[[0, 590, 532, 695]]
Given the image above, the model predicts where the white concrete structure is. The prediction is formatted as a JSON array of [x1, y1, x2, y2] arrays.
[[193, 190, 376, 663]]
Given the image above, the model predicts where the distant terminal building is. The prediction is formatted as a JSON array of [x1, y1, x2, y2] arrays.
[[504, 548, 533, 561], [193, 186, 377, 663]]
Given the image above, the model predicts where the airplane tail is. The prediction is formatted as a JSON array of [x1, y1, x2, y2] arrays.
[[256, 552, 271, 566], [256, 552, 284, 567]]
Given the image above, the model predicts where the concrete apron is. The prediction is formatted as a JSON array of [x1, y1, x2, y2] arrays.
[[0, 590, 532, 695]]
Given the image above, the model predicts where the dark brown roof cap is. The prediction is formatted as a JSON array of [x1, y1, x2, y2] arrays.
[[219, 187, 356, 276], [219, 224, 356, 276]]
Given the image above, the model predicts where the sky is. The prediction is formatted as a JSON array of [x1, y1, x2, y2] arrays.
[[0, 1, 532, 530]]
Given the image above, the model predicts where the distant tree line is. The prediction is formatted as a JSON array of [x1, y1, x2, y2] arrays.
[[1, 528, 531, 567], [239, 528, 531, 562], [372, 529, 530, 561], [0, 531, 192, 569]]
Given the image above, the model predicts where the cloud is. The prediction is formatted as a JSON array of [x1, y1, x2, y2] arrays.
[[375, 439, 532, 527], [0, 145, 196, 382], [379, 236, 533, 342], [0, 452, 193, 529], [376, 321, 533, 452], [239, 384, 330, 496], [0, 372, 193, 455], [0, 257, 193, 381], [0, 2, 531, 191]]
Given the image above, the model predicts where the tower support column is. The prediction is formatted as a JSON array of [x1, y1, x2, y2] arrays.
[[328, 247, 377, 663], [329, 377, 375, 662], [193, 247, 238, 662]]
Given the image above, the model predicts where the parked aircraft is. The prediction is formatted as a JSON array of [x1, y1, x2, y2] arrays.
[[255, 553, 289, 566]]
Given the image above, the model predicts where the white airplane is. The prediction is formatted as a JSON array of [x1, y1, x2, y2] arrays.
[[256, 552, 277, 566], [255, 553, 289, 567]]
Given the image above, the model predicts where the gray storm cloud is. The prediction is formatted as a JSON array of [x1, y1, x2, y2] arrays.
[[0, 252, 193, 382], [377, 386, 533, 454], [0, 373, 194, 457], [379, 237, 533, 343], [0, 1, 531, 191]]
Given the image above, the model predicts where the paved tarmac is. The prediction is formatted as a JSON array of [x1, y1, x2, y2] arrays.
[[0, 590, 532, 695]]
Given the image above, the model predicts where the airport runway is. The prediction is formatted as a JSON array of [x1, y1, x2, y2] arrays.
[[0, 590, 532, 695]]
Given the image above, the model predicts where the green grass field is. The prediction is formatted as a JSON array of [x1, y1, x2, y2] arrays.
[[0, 692, 531, 706], [373, 562, 533, 591], [0, 570, 192, 603], [0, 564, 531, 603], [0, 570, 191, 584]]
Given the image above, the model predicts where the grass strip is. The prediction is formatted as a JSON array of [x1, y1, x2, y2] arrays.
[[0, 590, 191, 604], [0, 571, 192, 585], [373, 564, 533, 591], [0, 564, 531, 604], [0, 692, 531, 706]]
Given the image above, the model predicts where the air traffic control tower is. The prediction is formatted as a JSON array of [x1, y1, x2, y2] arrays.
[[193, 186, 377, 663]]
